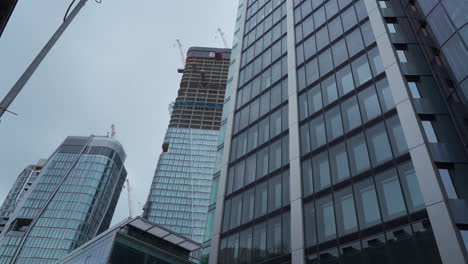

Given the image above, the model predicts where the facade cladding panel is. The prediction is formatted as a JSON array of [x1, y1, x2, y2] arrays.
[[143, 47, 231, 244], [208, 0, 468, 264], [0, 136, 127, 264]]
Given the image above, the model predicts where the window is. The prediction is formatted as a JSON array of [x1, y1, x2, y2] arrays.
[[375, 78, 395, 112], [332, 39, 348, 66], [239, 228, 253, 263], [242, 189, 255, 224], [317, 195, 337, 242], [302, 159, 314, 196], [336, 65, 355, 96], [379, 1, 388, 8], [269, 139, 282, 172], [267, 215, 282, 256], [375, 168, 407, 220], [341, 96, 362, 132], [268, 174, 282, 212], [439, 168, 458, 199], [352, 55, 372, 86], [306, 58, 320, 85], [335, 187, 358, 235], [255, 182, 268, 218], [330, 142, 350, 183], [304, 35, 317, 60], [355, 179, 381, 228], [387, 23, 397, 33], [347, 133, 371, 175], [234, 161, 246, 191], [398, 162, 425, 212], [346, 28, 364, 57], [325, 106, 344, 141], [301, 123, 311, 155], [408, 81, 421, 98], [270, 109, 282, 138], [313, 152, 331, 191], [230, 194, 243, 229], [368, 47, 384, 75], [341, 6, 358, 32], [316, 26, 330, 51], [245, 154, 256, 185], [386, 116, 408, 156], [308, 85, 323, 114], [396, 49, 408, 63], [282, 211, 291, 253], [329, 16, 344, 41], [310, 115, 327, 150], [366, 123, 393, 166], [222, 200, 231, 232], [322, 75, 338, 106], [257, 147, 269, 179], [304, 202, 317, 247], [421, 120, 438, 143], [319, 49, 334, 76], [247, 125, 259, 153], [253, 222, 267, 261], [258, 118, 270, 145], [359, 85, 382, 122]]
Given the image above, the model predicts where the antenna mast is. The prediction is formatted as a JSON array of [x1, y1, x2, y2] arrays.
[[217, 28, 229, 48]]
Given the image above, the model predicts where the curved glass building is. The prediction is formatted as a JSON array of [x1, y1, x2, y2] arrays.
[[0, 135, 127, 264]]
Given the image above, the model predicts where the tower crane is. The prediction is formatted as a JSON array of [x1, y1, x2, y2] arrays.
[[217, 28, 229, 48], [175, 39, 186, 71], [0, 0, 97, 120]]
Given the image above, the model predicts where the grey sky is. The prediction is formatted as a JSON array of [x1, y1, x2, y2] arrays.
[[0, 0, 237, 224]]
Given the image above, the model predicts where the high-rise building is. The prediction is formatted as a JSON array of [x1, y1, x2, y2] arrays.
[[207, 0, 468, 263], [0, 135, 127, 264], [0, 159, 46, 234], [0, 0, 18, 38], [143, 47, 231, 243]]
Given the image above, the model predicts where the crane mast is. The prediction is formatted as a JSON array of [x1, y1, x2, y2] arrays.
[[217, 28, 229, 48], [175, 39, 186, 68]]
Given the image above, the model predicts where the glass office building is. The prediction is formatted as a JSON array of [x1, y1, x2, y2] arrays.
[[56, 217, 201, 264], [0, 160, 46, 234], [208, 0, 468, 263], [143, 47, 231, 243], [0, 136, 127, 264]]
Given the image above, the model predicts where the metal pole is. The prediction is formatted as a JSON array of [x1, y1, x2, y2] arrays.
[[0, 0, 88, 120]]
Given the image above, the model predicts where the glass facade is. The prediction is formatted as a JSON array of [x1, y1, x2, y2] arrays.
[[144, 47, 231, 244], [0, 136, 127, 264], [208, 0, 468, 263], [56, 217, 201, 264]]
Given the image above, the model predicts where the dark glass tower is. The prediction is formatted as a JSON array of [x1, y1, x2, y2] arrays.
[[143, 47, 231, 243], [0, 136, 127, 264], [207, 0, 468, 263]]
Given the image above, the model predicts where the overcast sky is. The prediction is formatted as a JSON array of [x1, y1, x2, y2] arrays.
[[0, 0, 237, 224]]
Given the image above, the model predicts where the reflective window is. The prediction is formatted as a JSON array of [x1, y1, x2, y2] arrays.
[[330, 142, 350, 183], [313, 151, 331, 191], [396, 49, 408, 63], [341, 96, 362, 132], [387, 23, 397, 33], [352, 55, 372, 86], [304, 202, 317, 247], [310, 115, 327, 150], [347, 133, 371, 175], [325, 106, 344, 141], [319, 49, 334, 76], [335, 187, 358, 235], [422, 120, 438, 143], [253, 222, 267, 261], [408, 81, 421, 98], [346, 28, 364, 57], [302, 159, 314, 196], [341, 6, 358, 31], [375, 78, 395, 112], [268, 174, 282, 212], [358, 85, 382, 122], [242, 189, 255, 224], [317, 195, 337, 243], [322, 75, 338, 105], [375, 168, 407, 220], [267, 215, 282, 256], [239, 228, 253, 263], [439, 168, 458, 199], [336, 65, 355, 96], [355, 178, 381, 228], [255, 182, 268, 218], [398, 162, 425, 212], [230, 194, 243, 229], [245, 154, 256, 185], [386, 116, 408, 157], [332, 39, 349, 66], [308, 85, 323, 114], [257, 147, 269, 179], [301, 123, 311, 155], [366, 123, 393, 166]]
